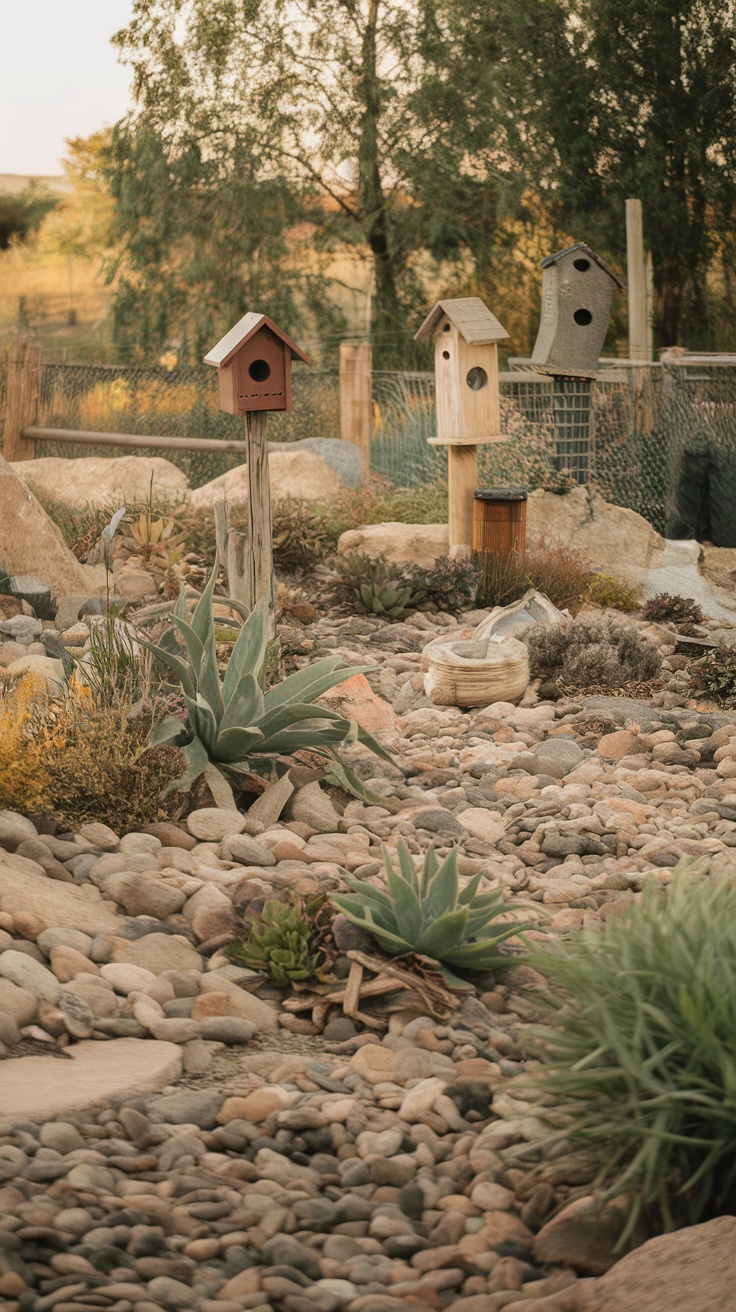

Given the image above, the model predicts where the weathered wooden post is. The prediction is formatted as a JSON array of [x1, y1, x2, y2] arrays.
[[531, 241, 623, 482], [204, 314, 311, 635], [414, 298, 510, 553], [626, 198, 655, 436], [2, 341, 41, 461], [340, 340, 372, 470]]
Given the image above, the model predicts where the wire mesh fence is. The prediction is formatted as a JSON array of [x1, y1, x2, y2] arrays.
[[2, 351, 736, 543]]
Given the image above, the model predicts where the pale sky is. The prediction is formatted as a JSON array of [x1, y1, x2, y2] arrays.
[[0, 1, 135, 176]]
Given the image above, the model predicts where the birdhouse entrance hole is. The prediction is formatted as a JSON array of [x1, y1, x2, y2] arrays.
[[573, 309, 593, 326], [248, 359, 271, 382], [466, 366, 488, 391], [573, 257, 591, 271]]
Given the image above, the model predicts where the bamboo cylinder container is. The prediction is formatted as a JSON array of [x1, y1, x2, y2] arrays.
[[472, 487, 527, 559]]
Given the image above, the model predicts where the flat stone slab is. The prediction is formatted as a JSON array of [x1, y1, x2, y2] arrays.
[[0, 1039, 182, 1129], [582, 695, 736, 730], [0, 861, 122, 936]]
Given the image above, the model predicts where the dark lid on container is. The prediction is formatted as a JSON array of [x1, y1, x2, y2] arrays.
[[473, 487, 528, 502]]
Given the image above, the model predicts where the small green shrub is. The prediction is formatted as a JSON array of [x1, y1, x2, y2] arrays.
[[689, 645, 736, 706], [318, 475, 448, 547], [270, 497, 333, 570], [335, 553, 426, 618], [540, 470, 578, 494], [331, 841, 534, 988], [642, 593, 705, 626], [586, 573, 642, 612], [407, 555, 480, 613], [523, 614, 661, 691], [476, 543, 592, 612], [34, 493, 113, 555], [228, 896, 326, 985], [522, 865, 736, 1238]]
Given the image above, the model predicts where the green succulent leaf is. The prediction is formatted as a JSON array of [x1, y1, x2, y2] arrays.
[[219, 672, 264, 733], [417, 907, 469, 958], [163, 735, 210, 795], [396, 841, 420, 897], [222, 600, 269, 701], [425, 848, 460, 919], [149, 714, 187, 748]]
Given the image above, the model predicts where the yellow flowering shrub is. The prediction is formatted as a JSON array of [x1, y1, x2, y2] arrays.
[[0, 674, 52, 814]]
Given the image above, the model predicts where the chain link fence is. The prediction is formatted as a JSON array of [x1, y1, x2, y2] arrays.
[[1, 352, 736, 543], [17, 361, 338, 488]]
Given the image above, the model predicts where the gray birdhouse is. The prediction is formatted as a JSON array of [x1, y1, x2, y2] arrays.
[[204, 312, 311, 415], [531, 243, 624, 380]]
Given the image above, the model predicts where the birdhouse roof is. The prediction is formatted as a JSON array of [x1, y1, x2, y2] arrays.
[[204, 313, 312, 368], [540, 242, 625, 289], [414, 297, 510, 345]]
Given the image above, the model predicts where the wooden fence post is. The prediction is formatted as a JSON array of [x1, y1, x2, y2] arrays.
[[245, 410, 276, 638], [340, 340, 372, 469], [626, 198, 649, 363], [2, 341, 41, 460], [626, 198, 655, 437]]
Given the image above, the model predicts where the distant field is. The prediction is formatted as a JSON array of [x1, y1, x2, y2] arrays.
[[0, 245, 114, 361]]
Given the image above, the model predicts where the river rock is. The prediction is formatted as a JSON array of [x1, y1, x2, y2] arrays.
[[0, 951, 61, 1001], [187, 808, 248, 842]]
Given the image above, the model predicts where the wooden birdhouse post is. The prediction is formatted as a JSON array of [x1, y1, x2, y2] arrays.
[[204, 314, 311, 635], [531, 242, 623, 483], [415, 297, 510, 551]]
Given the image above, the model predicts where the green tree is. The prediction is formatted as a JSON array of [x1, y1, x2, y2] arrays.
[[0, 183, 59, 250], [38, 132, 115, 260], [108, 1, 516, 364], [483, 0, 736, 348]]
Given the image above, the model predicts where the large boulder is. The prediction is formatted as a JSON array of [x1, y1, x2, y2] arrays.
[[337, 521, 449, 568], [526, 487, 662, 571], [583, 1215, 736, 1312], [0, 457, 90, 597], [527, 488, 736, 618], [0, 860, 121, 936], [295, 438, 364, 489], [191, 447, 342, 509], [12, 455, 190, 510]]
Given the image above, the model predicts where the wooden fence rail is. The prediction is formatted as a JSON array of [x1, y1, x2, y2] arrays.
[[21, 426, 249, 455]]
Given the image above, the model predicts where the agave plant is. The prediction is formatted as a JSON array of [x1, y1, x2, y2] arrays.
[[332, 841, 533, 987], [336, 553, 425, 618], [144, 556, 395, 796], [228, 896, 326, 985]]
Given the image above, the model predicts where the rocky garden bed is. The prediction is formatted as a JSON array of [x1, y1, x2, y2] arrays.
[[2, 475, 736, 1312]]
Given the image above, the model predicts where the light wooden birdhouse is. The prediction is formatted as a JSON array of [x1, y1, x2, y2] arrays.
[[204, 312, 311, 415], [414, 297, 510, 446], [531, 242, 624, 379]]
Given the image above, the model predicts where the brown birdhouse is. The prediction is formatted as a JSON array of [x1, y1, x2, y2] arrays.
[[204, 312, 311, 415], [414, 297, 510, 445]]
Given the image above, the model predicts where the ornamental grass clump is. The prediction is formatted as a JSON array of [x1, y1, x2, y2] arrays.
[[520, 864, 736, 1241], [332, 841, 534, 988]]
